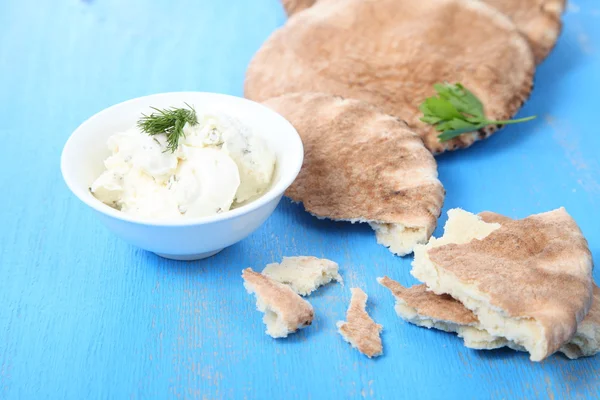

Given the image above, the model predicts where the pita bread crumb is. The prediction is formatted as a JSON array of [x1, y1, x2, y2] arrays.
[[411, 208, 594, 361], [263, 93, 444, 256], [246, 0, 535, 154], [262, 256, 342, 296], [337, 288, 383, 358], [379, 277, 600, 359], [242, 268, 314, 338]]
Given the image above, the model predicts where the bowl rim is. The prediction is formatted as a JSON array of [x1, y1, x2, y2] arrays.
[[60, 91, 304, 227]]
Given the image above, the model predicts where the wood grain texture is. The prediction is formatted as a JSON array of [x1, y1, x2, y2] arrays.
[[0, 0, 598, 398]]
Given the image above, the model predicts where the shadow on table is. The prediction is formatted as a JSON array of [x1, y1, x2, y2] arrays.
[[276, 197, 374, 237], [470, 346, 525, 361], [136, 246, 230, 274]]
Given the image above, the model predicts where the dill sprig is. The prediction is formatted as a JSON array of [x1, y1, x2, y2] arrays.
[[137, 103, 198, 152]]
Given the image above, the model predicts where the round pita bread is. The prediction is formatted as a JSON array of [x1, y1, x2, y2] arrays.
[[263, 92, 445, 254], [279, 0, 564, 63], [246, 0, 535, 154], [479, 0, 565, 64]]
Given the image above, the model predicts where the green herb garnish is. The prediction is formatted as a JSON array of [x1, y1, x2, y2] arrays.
[[420, 83, 536, 142], [137, 103, 198, 152]]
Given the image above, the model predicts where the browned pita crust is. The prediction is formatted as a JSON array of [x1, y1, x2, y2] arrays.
[[481, 0, 565, 63], [263, 92, 444, 246], [281, 0, 564, 63], [242, 268, 314, 338], [560, 285, 600, 359], [337, 288, 383, 358], [377, 278, 476, 325], [421, 208, 594, 359], [477, 211, 514, 225], [246, 0, 535, 154], [281, 0, 316, 15]]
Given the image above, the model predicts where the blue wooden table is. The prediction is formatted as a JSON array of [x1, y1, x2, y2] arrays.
[[1, 0, 599, 398]]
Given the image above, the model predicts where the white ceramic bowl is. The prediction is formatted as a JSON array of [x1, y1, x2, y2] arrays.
[[61, 92, 303, 260]]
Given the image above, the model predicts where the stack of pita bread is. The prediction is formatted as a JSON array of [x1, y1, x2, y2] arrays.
[[243, 0, 598, 361], [247, 0, 564, 153], [246, 0, 566, 256], [380, 208, 599, 361]]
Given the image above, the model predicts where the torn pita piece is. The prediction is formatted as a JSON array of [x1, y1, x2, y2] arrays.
[[263, 93, 444, 256], [379, 277, 600, 360], [377, 278, 479, 334], [247, 0, 534, 153], [410, 208, 594, 361], [242, 268, 314, 338], [262, 256, 342, 296], [337, 288, 383, 358]]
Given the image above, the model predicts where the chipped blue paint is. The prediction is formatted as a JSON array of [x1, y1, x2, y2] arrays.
[[0, 0, 598, 398]]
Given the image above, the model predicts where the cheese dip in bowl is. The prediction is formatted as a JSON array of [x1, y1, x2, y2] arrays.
[[61, 92, 303, 260], [91, 107, 277, 219]]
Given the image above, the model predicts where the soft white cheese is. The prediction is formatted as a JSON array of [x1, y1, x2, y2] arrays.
[[90, 111, 276, 220], [105, 129, 179, 183], [169, 147, 240, 218], [118, 168, 181, 219], [183, 113, 277, 204]]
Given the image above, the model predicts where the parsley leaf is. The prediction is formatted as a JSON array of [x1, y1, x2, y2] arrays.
[[420, 83, 536, 142]]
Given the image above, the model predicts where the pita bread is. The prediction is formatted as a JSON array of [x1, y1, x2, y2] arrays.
[[246, 0, 535, 154], [242, 268, 314, 338], [379, 278, 600, 359], [337, 288, 383, 358], [479, 0, 565, 64], [262, 256, 342, 296], [377, 277, 477, 328], [411, 208, 594, 361], [281, 0, 316, 15], [263, 92, 445, 255], [378, 278, 520, 350], [280, 0, 563, 64]]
